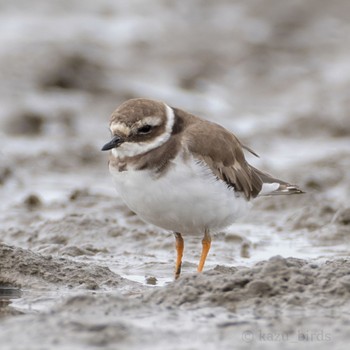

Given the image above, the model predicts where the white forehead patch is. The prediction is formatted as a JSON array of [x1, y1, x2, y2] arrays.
[[110, 123, 131, 137], [112, 103, 175, 158]]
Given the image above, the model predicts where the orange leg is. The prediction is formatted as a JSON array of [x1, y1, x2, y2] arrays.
[[197, 229, 211, 273], [174, 232, 184, 279]]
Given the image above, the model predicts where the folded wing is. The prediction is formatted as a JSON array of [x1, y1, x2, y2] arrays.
[[184, 120, 303, 200]]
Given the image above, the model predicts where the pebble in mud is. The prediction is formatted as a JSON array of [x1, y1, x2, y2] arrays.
[[240, 240, 251, 258], [23, 194, 42, 210], [145, 276, 158, 285]]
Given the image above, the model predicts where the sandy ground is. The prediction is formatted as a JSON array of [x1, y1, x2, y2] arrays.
[[1, 1, 350, 349]]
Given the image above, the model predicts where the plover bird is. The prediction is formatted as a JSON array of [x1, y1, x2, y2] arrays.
[[102, 98, 303, 279]]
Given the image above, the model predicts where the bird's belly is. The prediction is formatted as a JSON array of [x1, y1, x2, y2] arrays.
[[110, 156, 251, 234]]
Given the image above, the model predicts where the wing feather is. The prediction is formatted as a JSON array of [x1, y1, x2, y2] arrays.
[[183, 120, 263, 199]]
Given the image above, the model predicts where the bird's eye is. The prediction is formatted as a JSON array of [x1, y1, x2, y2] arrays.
[[137, 125, 152, 134]]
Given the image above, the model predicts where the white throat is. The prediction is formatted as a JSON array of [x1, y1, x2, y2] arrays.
[[112, 103, 175, 158]]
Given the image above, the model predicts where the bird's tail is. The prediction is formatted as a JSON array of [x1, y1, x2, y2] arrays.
[[250, 166, 304, 197]]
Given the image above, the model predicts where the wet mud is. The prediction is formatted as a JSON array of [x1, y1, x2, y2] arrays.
[[1, 1, 350, 349]]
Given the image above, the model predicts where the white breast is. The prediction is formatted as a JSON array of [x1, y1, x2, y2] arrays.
[[109, 153, 251, 235]]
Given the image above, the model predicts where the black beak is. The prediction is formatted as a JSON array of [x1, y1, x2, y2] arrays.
[[101, 135, 124, 151]]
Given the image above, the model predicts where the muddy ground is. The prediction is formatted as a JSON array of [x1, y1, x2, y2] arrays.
[[1, 1, 350, 349]]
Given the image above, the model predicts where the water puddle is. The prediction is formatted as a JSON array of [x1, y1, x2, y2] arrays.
[[120, 274, 172, 287]]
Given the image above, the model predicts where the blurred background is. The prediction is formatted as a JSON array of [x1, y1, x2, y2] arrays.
[[0, 0, 350, 265], [1, 2, 350, 347], [0, 0, 350, 349]]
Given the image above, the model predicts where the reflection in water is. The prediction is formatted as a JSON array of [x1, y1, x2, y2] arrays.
[[0, 286, 22, 300]]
